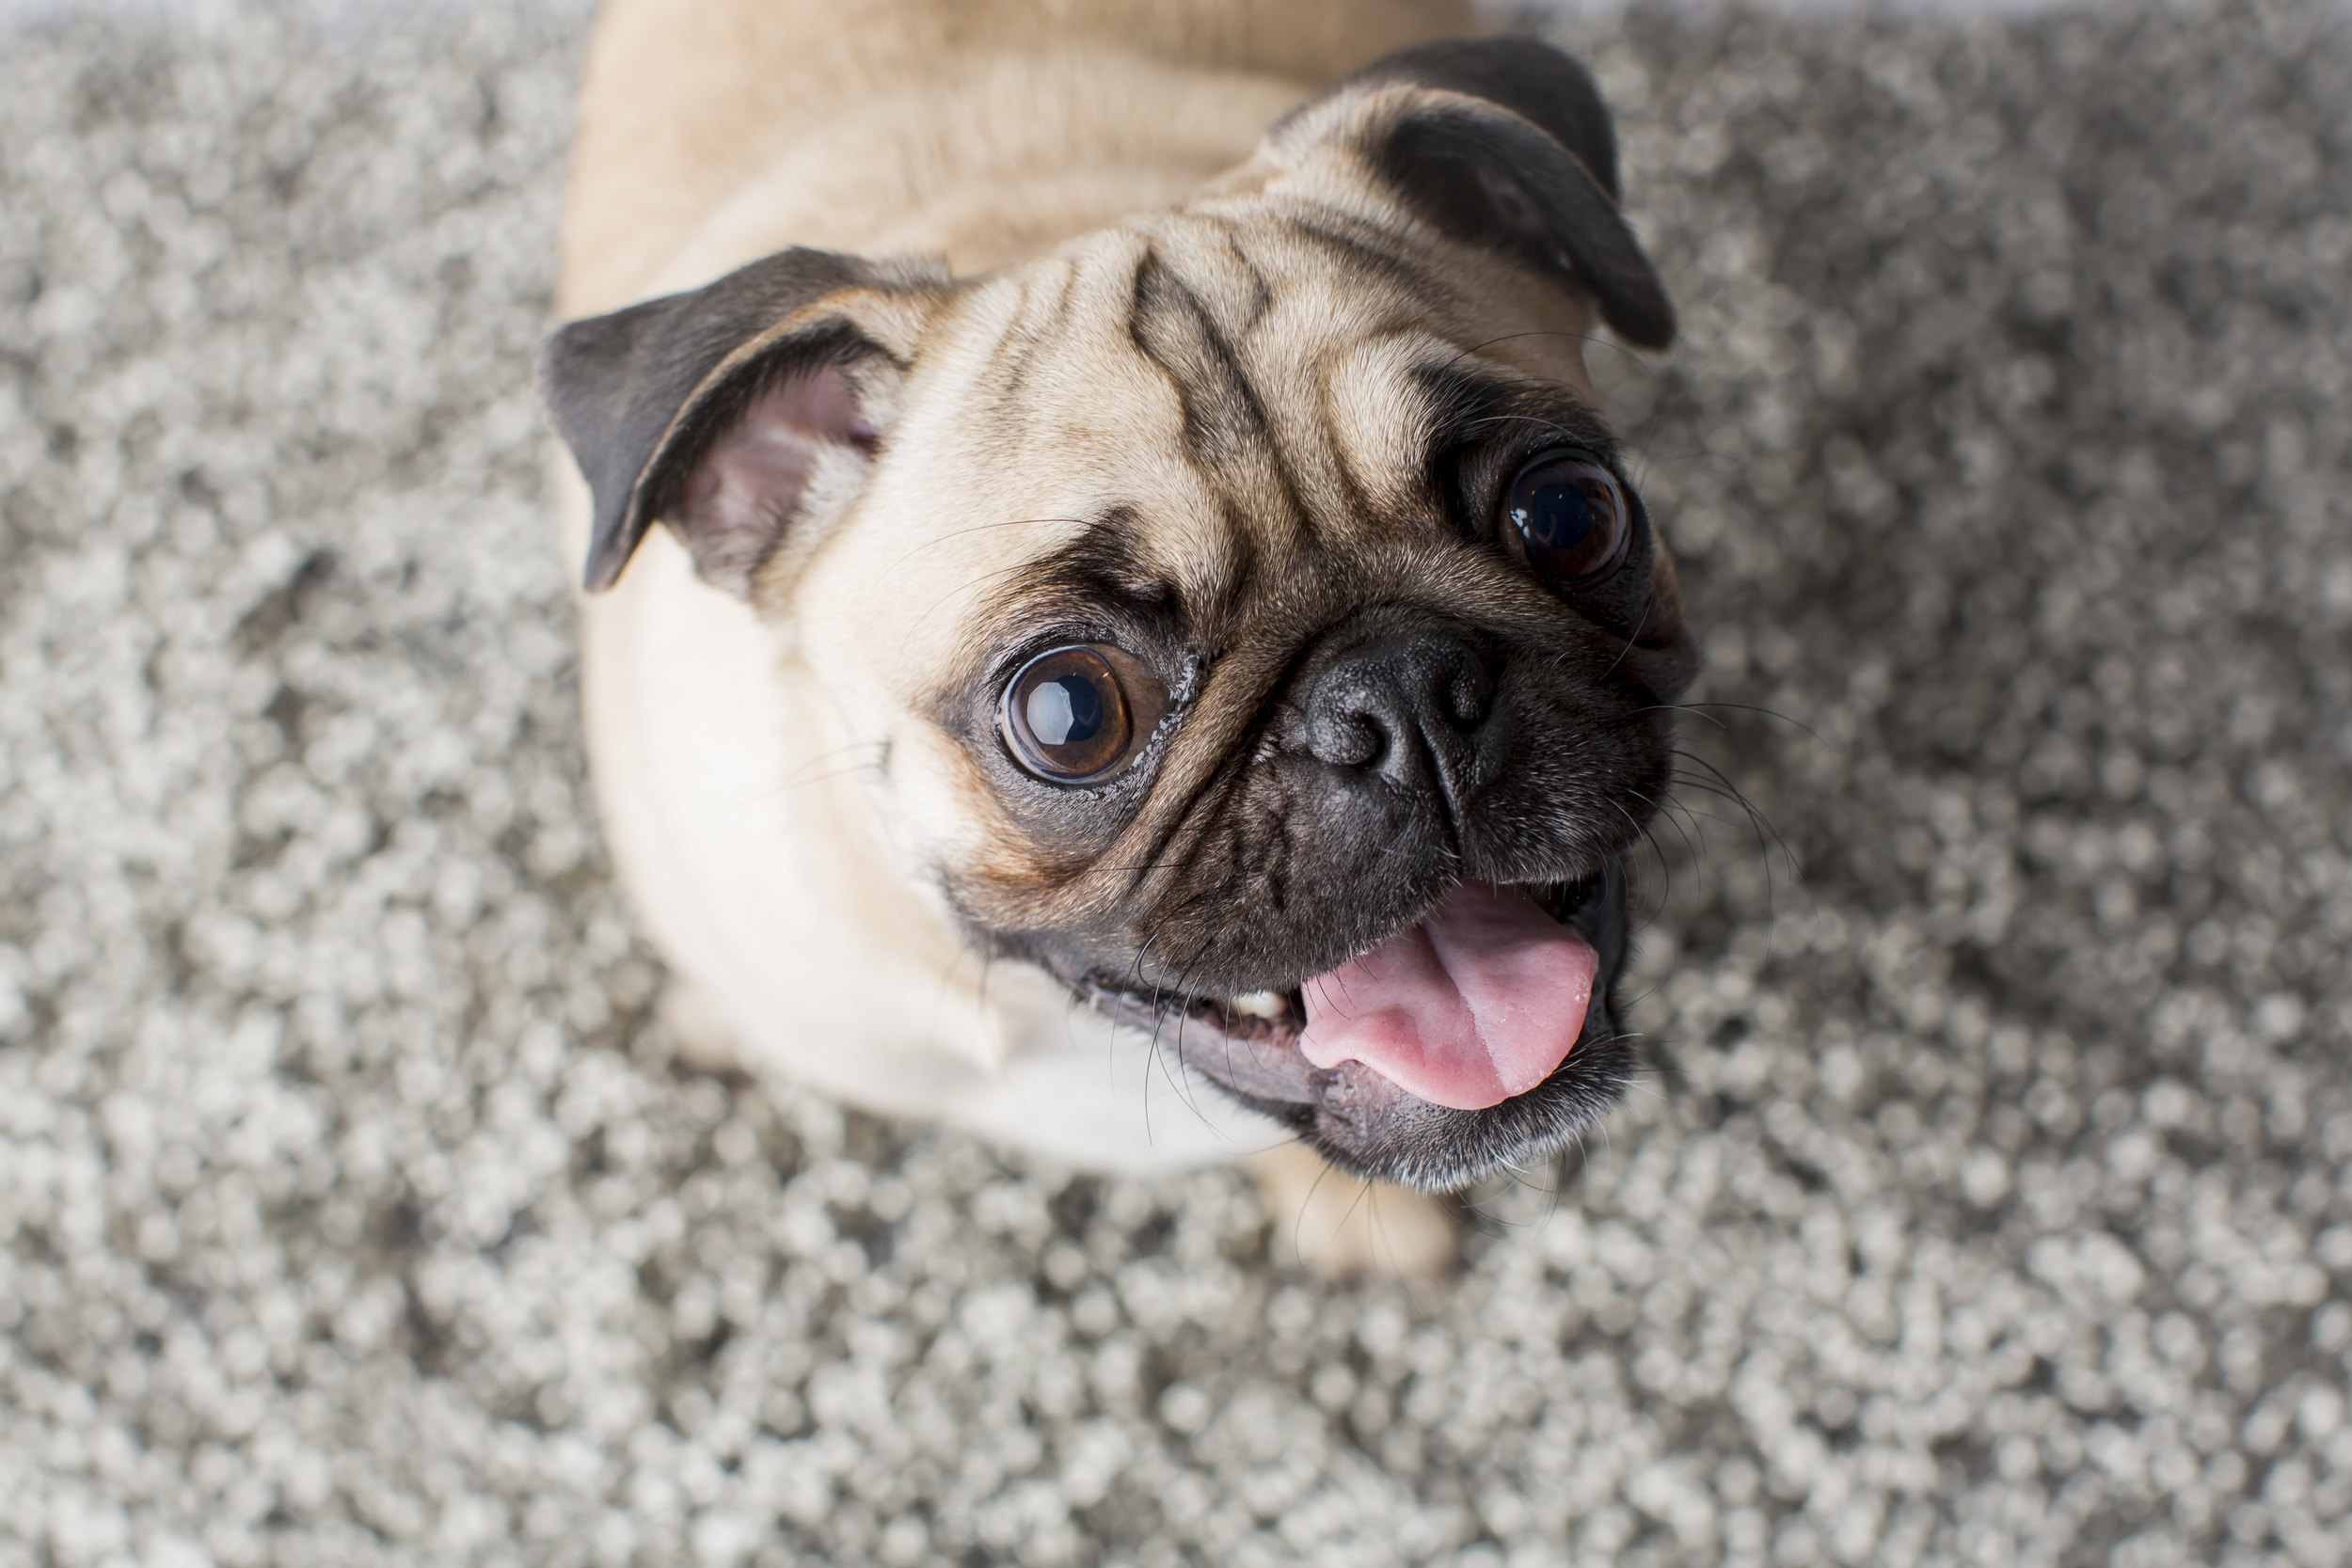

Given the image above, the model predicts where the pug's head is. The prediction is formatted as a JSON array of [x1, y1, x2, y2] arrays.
[[541, 40, 1695, 1191]]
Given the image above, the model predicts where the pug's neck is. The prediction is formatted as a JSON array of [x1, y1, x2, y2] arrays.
[[557, 0, 1477, 315], [631, 51, 1308, 309]]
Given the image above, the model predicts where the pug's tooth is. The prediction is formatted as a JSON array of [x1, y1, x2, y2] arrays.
[[1228, 990, 1284, 1019]]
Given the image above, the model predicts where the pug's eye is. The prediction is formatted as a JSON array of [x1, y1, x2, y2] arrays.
[[1001, 644, 1166, 783], [1503, 452, 1631, 584]]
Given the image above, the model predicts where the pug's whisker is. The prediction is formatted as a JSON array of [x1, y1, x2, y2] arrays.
[[1597, 583, 1654, 685], [719, 760, 882, 814], [1534, 1150, 1570, 1232], [1288, 1156, 1345, 1269], [1667, 699, 1822, 743], [1623, 400, 1673, 494], [1160, 952, 1224, 1124], [1653, 710, 1809, 916], [1625, 784, 1707, 928], [1463, 1159, 1556, 1235], [1556, 1127, 1591, 1189], [1669, 750, 1809, 946], [1645, 784, 1722, 885], [915, 556, 1056, 623], [1649, 784, 1714, 858], [1614, 978, 1667, 1018], [1605, 796, 1675, 909], [1453, 411, 1590, 451], [882, 515, 1091, 574], [1657, 782, 1761, 828], [1124, 929, 1174, 1146], [1626, 784, 1700, 866], [1619, 699, 1724, 730], [1375, 1191, 1449, 1311], [1668, 749, 1802, 878], [1442, 327, 1636, 377]]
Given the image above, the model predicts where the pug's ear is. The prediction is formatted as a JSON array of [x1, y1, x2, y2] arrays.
[[540, 248, 948, 596], [1268, 39, 1675, 350]]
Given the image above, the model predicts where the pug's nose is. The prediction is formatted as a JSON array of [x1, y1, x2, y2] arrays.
[[1303, 631, 1496, 785]]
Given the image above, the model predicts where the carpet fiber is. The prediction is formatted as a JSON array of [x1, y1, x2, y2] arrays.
[[3, 2, 2349, 1564]]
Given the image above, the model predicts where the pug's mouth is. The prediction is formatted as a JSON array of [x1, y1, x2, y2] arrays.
[[1051, 862, 1634, 1191]]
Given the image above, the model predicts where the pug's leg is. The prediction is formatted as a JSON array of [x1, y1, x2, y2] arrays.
[[657, 980, 743, 1073], [1249, 1144, 1459, 1279]]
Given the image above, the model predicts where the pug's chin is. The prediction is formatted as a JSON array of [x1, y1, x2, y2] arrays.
[[1047, 860, 1636, 1192]]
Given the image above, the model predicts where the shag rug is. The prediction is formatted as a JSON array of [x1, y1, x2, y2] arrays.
[[3, 2, 2347, 1563]]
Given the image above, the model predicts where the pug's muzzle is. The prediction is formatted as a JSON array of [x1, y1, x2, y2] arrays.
[[1008, 609, 1655, 1193], [1057, 867, 1633, 1192]]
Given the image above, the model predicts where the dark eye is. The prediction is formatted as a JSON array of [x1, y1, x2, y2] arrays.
[[1502, 452, 1631, 583], [1001, 645, 1166, 783]]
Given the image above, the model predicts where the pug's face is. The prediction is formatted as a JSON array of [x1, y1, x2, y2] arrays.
[[544, 42, 1695, 1190]]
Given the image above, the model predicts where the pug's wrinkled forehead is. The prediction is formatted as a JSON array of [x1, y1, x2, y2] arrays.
[[542, 40, 1672, 585], [857, 204, 1629, 691]]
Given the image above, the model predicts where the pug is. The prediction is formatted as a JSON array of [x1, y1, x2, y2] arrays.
[[541, 0, 1692, 1275]]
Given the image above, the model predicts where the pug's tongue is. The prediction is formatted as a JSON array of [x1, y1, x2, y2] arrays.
[[1296, 881, 1597, 1111]]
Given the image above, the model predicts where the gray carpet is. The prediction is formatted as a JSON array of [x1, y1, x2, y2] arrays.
[[5, 2, 2350, 1563]]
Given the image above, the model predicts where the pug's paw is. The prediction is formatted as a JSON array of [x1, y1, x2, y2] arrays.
[[658, 981, 743, 1072], [1249, 1143, 1460, 1280]]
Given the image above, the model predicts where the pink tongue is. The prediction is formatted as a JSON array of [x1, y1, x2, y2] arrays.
[[1297, 881, 1597, 1111]]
